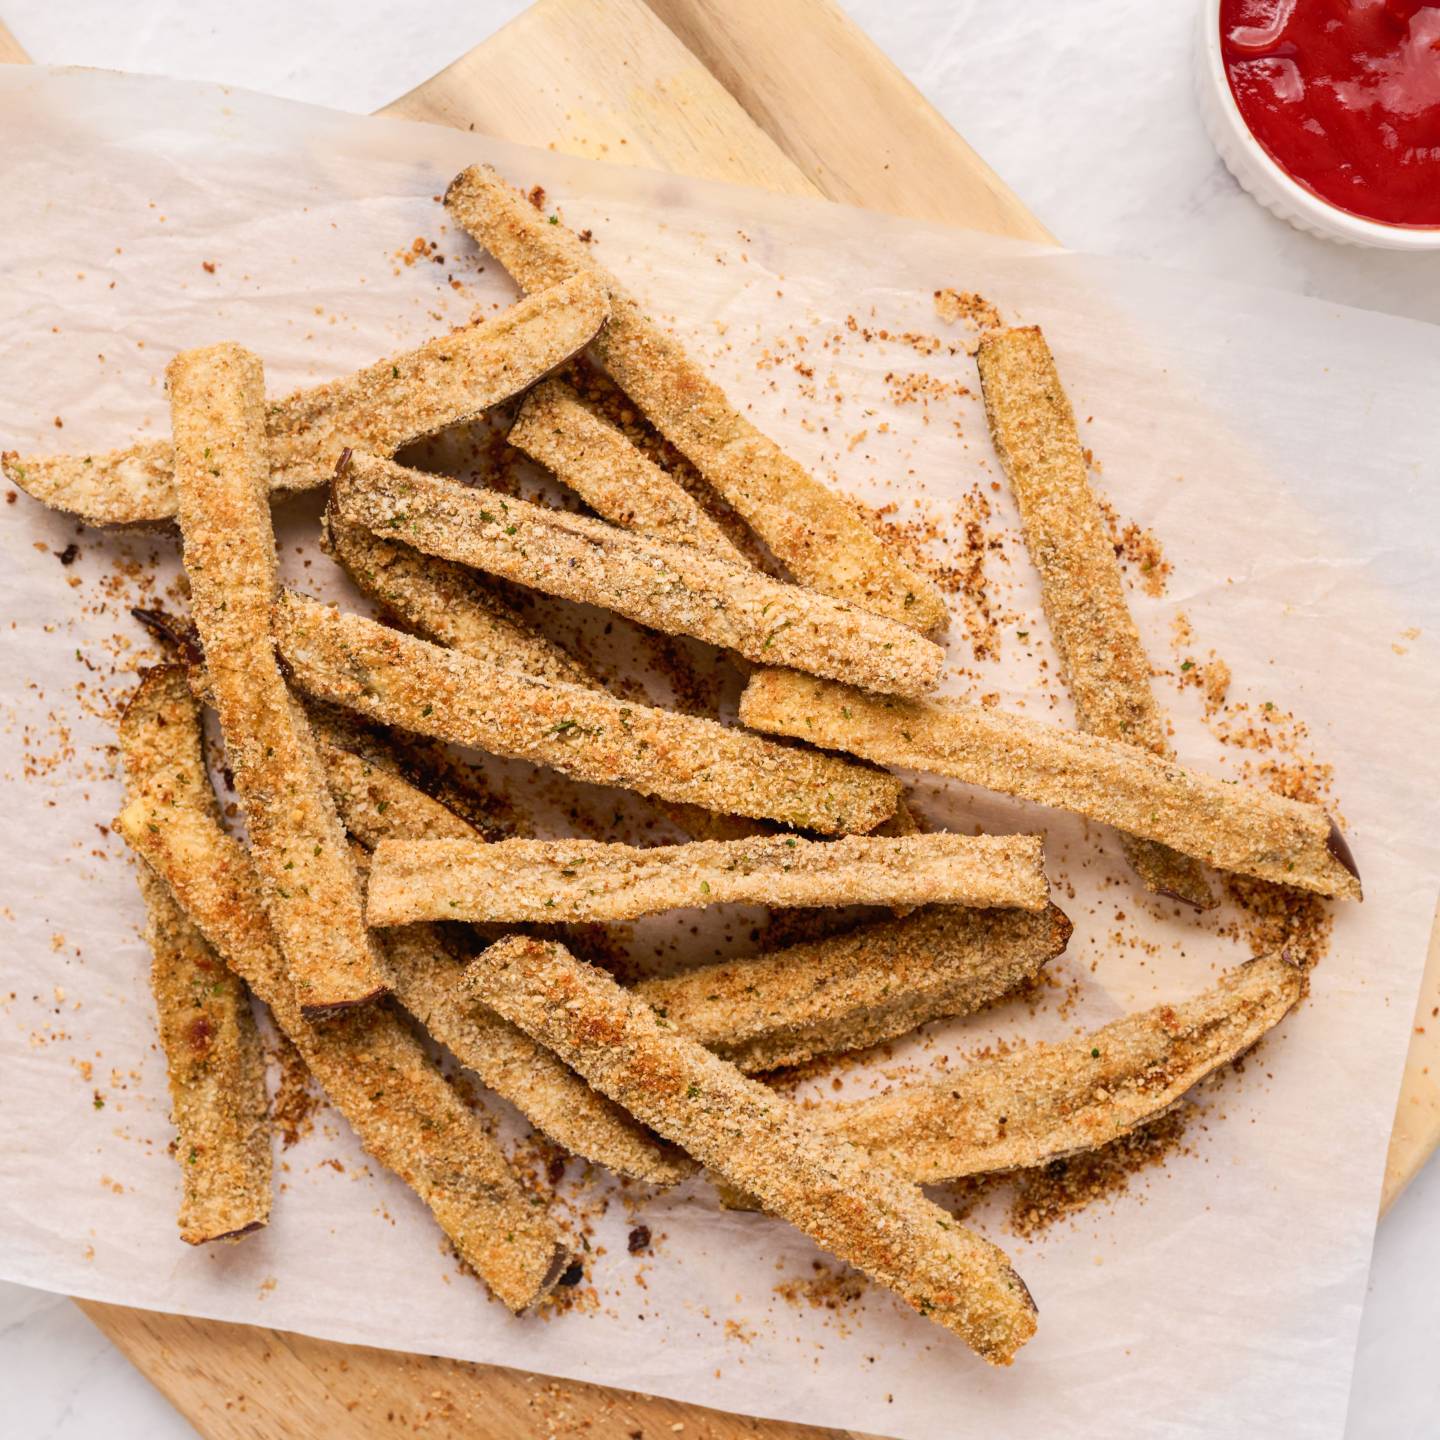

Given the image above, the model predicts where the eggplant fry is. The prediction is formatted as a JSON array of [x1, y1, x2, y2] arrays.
[[273, 591, 901, 835], [381, 926, 692, 1187], [323, 513, 592, 688], [977, 327, 1213, 908], [170, 343, 387, 1010], [509, 378, 746, 559], [738, 669, 1362, 900], [637, 903, 1071, 1073], [4, 275, 607, 526], [463, 936, 1038, 1365], [366, 832, 1048, 927], [332, 452, 944, 698], [444, 166, 948, 633], [114, 798, 571, 1313], [120, 666, 271, 1245], [820, 954, 1303, 1182]]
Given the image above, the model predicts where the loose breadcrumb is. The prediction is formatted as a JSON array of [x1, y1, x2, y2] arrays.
[[366, 832, 1048, 926], [464, 936, 1038, 1364], [738, 670, 1361, 899]]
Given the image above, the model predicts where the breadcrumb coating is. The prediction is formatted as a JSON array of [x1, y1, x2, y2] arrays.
[[636, 903, 1071, 1073], [444, 166, 948, 633], [366, 832, 1048, 927], [464, 936, 1038, 1364], [333, 452, 944, 698], [821, 954, 1303, 1182], [120, 666, 271, 1245], [3, 276, 607, 526], [977, 327, 1213, 908], [115, 798, 570, 1313], [273, 591, 901, 835], [738, 670, 1361, 899], [509, 378, 747, 560], [323, 514, 592, 689], [169, 343, 387, 1010]]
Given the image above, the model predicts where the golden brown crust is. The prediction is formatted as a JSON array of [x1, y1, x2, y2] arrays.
[[332, 452, 944, 698], [169, 343, 388, 1010], [273, 591, 901, 835], [120, 667, 271, 1244], [381, 926, 692, 1186], [738, 669, 1362, 899], [323, 514, 593, 688], [509, 378, 747, 559], [366, 833, 1048, 927], [444, 166, 948, 633], [977, 327, 1213, 908], [821, 954, 1303, 1181], [5, 276, 607, 526], [637, 903, 1071, 1073], [464, 937, 1037, 1364], [115, 798, 570, 1312]]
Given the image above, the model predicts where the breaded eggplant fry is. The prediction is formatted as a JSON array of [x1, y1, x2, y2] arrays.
[[4, 276, 607, 526], [273, 592, 901, 835], [366, 832, 1048, 927], [333, 453, 944, 698], [169, 343, 387, 1010], [120, 666, 271, 1244], [324, 513, 592, 688], [464, 937, 1037, 1364], [381, 926, 692, 1186], [318, 742, 480, 847], [509, 378, 746, 559], [637, 903, 1071, 1073], [820, 954, 1303, 1182], [738, 670, 1362, 900], [114, 798, 570, 1312], [444, 166, 947, 633], [977, 327, 1213, 908]]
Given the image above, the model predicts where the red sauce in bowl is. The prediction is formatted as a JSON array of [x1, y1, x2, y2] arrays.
[[1220, 0, 1440, 227]]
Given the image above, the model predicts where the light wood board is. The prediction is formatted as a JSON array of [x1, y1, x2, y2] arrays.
[[1, 0, 1435, 1433]]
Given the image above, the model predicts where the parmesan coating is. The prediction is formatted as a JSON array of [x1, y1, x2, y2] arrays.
[[636, 903, 1071, 1073], [382, 926, 692, 1187], [114, 798, 571, 1313], [273, 591, 901, 835], [977, 327, 1213, 908], [508, 378, 746, 559], [169, 343, 387, 1010], [3, 276, 607, 526], [120, 666, 271, 1244], [324, 514, 592, 688], [820, 954, 1303, 1182], [444, 166, 948, 633], [464, 937, 1038, 1364], [333, 452, 944, 698], [366, 832, 1049, 927], [739, 670, 1362, 900]]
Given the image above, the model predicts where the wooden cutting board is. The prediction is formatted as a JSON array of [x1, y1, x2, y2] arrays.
[[2, 2, 1435, 1434]]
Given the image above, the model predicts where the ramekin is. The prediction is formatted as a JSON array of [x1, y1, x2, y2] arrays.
[[1194, 0, 1440, 251]]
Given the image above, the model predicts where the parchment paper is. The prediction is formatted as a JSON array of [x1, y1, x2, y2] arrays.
[[1, 68, 1437, 1440]]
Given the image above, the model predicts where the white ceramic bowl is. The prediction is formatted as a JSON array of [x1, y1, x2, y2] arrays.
[[1195, 0, 1440, 251]]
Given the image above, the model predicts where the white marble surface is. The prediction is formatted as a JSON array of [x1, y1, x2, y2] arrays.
[[1, 2, 1434, 1436]]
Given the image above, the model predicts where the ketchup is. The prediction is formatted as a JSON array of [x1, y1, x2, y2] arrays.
[[1219, 0, 1440, 227]]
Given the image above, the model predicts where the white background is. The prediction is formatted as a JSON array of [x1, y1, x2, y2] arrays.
[[1, 3, 1434, 1437]]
